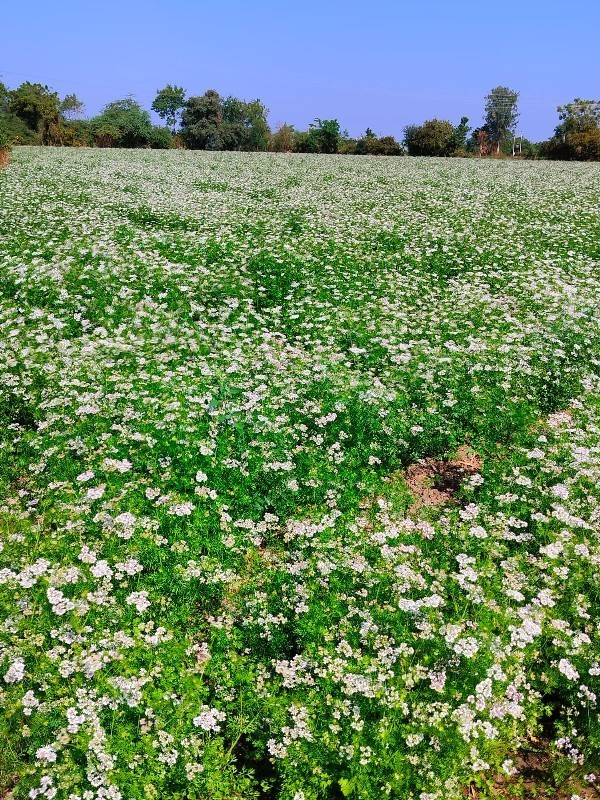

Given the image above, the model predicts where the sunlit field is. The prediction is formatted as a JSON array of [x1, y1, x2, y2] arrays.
[[1, 147, 599, 800]]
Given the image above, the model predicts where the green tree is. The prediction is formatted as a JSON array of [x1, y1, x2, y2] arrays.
[[151, 85, 186, 132], [484, 86, 519, 153], [293, 130, 317, 152], [554, 98, 600, 140], [60, 94, 85, 120], [270, 123, 295, 152], [0, 81, 10, 112], [0, 111, 40, 144], [91, 98, 153, 147], [9, 82, 61, 144], [403, 119, 454, 156], [308, 118, 341, 153], [355, 133, 402, 155], [244, 99, 270, 151], [450, 116, 471, 152], [220, 97, 270, 151], [181, 90, 223, 150]]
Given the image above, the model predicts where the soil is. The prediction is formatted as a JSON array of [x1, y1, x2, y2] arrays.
[[465, 742, 599, 799], [405, 445, 483, 508]]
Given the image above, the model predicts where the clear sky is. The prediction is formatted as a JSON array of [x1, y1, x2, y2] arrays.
[[2, 0, 599, 142]]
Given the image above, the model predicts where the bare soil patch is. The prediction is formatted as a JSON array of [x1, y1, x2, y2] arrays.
[[405, 445, 483, 508], [464, 741, 599, 799]]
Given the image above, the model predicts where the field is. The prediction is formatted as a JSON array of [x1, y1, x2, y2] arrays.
[[0, 147, 599, 800]]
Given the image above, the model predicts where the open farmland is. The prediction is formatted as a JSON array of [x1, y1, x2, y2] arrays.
[[0, 147, 599, 799]]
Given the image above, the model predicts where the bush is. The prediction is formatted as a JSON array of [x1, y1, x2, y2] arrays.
[[539, 130, 600, 161], [404, 119, 455, 156], [0, 111, 40, 145], [148, 125, 173, 149], [91, 98, 154, 148], [61, 119, 93, 147], [355, 134, 403, 155]]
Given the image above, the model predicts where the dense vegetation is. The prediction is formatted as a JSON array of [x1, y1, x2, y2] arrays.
[[0, 148, 598, 799], [1, 78, 599, 159]]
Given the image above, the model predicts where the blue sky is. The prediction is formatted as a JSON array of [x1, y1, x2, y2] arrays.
[[2, 0, 599, 141]]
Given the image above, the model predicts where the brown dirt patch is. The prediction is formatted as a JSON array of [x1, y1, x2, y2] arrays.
[[464, 742, 599, 799], [405, 445, 483, 508]]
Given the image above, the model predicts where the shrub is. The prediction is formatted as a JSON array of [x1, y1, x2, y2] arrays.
[[0, 111, 40, 145], [540, 130, 600, 161], [403, 119, 455, 156], [148, 125, 173, 149]]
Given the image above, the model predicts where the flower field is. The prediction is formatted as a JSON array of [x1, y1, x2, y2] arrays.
[[0, 147, 599, 800]]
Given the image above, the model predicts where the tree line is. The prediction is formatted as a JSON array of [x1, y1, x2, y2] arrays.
[[1, 79, 599, 161]]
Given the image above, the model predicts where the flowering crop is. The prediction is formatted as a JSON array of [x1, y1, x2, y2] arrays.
[[0, 147, 599, 799]]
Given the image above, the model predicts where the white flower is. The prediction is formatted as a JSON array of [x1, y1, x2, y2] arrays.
[[126, 591, 151, 613], [76, 470, 94, 482], [35, 745, 57, 763], [558, 659, 580, 681], [168, 502, 195, 516], [4, 658, 25, 684], [192, 706, 226, 732]]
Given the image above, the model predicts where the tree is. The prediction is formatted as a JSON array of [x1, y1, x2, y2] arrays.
[[270, 123, 295, 152], [0, 111, 40, 144], [181, 90, 223, 150], [473, 127, 493, 156], [152, 85, 186, 133], [450, 116, 471, 152], [221, 96, 270, 151], [293, 130, 318, 153], [308, 118, 341, 153], [91, 98, 153, 147], [244, 99, 270, 151], [403, 119, 454, 156], [60, 94, 85, 120], [554, 98, 600, 140], [0, 81, 10, 112], [355, 133, 402, 155], [484, 86, 519, 153], [9, 82, 61, 144]]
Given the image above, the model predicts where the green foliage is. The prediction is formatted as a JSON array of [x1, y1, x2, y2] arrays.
[[0, 111, 40, 144], [270, 123, 295, 152], [60, 93, 85, 120], [0, 151, 599, 799], [61, 118, 93, 147], [403, 118, 455, 156], [8, 82, 61, 144], [221, 97, 270, 151], [450, 116, 471, 151], [354, 134, 403, 155], [148, 125, 173, 149], [484, 86, 519, 152], [293, 129, 319, 153], [555, 98, 600, 138], [91, 98, 153, 148], [181, 90, 223, 150], [152, 84, 186, 131], [308, 118, 341, 153], [540, 98, 600, 161], [541, 128, 600, 161]]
